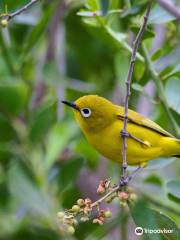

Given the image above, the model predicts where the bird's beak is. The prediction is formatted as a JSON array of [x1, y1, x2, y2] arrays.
[[61, 100, 80, 111]]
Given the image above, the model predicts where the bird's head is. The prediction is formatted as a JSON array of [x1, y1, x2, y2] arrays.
[[62, 95, 116, 133]]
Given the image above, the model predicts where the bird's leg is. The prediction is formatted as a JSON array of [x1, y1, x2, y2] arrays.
[[119, 175, 129, 187], [119, 165, 142, 187], [120, 130, 150, 147], [128, 165, 142, 181]]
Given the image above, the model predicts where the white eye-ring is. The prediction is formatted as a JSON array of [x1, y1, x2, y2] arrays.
[[80, 108, 92, 118]]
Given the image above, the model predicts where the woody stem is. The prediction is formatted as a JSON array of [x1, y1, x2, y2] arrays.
[[121, 0, 153, 178]]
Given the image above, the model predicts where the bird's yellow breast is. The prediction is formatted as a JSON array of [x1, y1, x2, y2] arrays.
[[82, 119, 163, 166]]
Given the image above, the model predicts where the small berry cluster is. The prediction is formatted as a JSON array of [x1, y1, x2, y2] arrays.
[[57, 198, 91, 235], [57, 180, 137, 235], [96, 179, 137, 206], [118, 188, 137, 207]]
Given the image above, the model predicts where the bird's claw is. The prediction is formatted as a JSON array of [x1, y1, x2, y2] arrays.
[[120, 130, 130, 138], [120, 130, 150, 147], [119, 176, 130, 187]]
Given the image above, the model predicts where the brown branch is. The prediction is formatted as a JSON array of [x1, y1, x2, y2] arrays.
[[121, 0, 153, 178], [91, 165, 141, 207], [91, 186, 120, 208], [57, 170, 140, 233], [157, 0, 180, 20], [45, 0, 66, 61]]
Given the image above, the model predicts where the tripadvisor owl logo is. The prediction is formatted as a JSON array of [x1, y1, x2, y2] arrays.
[[135, 226, 174, 235], [135, 227, 144, 235]]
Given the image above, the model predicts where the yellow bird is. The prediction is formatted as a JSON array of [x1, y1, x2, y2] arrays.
[[62, 95, 180, 167]]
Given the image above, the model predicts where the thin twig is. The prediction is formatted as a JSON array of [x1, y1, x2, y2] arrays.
[[121, 0, 153, 178], [91, 186, 120, 208], [157, 0, 180, 20], [61, 167, 141, 222], [91, 165, 142, 208], [9, 0, 39, 19], [0, 0, 40, 21]]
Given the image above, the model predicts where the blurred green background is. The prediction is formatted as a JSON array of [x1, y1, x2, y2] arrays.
[[0, 0, 180, 239]]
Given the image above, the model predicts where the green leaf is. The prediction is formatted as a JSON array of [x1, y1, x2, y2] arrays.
[[8, 162, 51, 217], [82, 17, 101, 27], [73, 138, 99, 168], [109, 0, 120, 10], [165, 77, 180, 114], [130, 25, 155, 40], [151, 49, 163, 61], [62, 186, 81, 209], [105, 26, 127, 43], [29, 98, 57, 143], [86, 0, 101, 11], [44, 122, 78, 169], [58, 157, 84, 187], [132, 83, 144, 92], [0, 0, 25, 11], [144, 174, 163, 187], [0, 114, 16, 142], [149, 5, 176, 24], [104, 26, 144, 62], [131, 83, 157, 104], [169, 63, 180, 77], [159, 66, 174, 78], [166, 180, 180, 199], [0, 143, 11, 161], [120, 5, 142, 18], [22, 3, 56, 54], [162, 63, 180, 80], [77, 9, 122, 17], [130, 200, 179, 240], [77, 10, 101, 17], [0, 81, 28, 115], [134, 61, 145, 81], [167, 193, 180, 204], [115, 52, 129, 93]]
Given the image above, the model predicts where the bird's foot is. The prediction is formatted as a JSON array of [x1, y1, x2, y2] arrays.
[[120, 130, 130, 138], [119, 176, 130, 187], [119, 166, 142, 187], [120, 130, 150, 147]]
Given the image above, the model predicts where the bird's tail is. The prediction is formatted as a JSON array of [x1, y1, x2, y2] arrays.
[[162, 137, 180, 158]]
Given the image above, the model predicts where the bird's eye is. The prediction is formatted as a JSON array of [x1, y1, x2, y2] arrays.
[[80, 108, 91, 118]]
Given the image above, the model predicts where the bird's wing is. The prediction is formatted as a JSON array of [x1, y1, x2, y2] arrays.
[[116, 106, 174, 138]]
